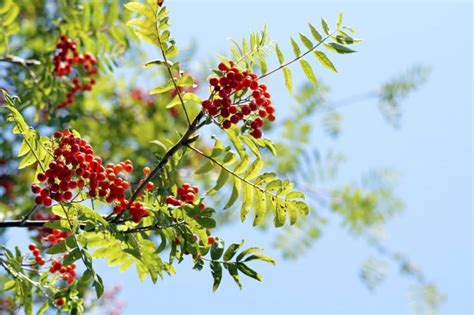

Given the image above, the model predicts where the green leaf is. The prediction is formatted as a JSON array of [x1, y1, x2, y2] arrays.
[[223, 242, 242, 261], [210, 262, 222, 292], [210, 240, 225, 260], [1, 3, 18, 26], [240, 183, 253, 222], [224, 178, 240, 210], [18, 151, 36, 169], [236, 247, 262, 262], [63, 248, 82, 266], [282, 68, 293, 93], [252, 189, 266, 226], [46, 239, 68, 255], [299, 33, 313, 50], [207, 167, 229, 195], [237, 263, 262, 281], [336, 12, 344, 30], [196, 160, 214, 174], [299, 60, 318, 85], [290, 37, 301, 56], [149, 81, 174, 94], [93, 274, 105, 298], [275, 43, 285, 65], [321, 18, 330, 35], [143, 59, 174, 68], [314, 50, 337, 72], [227, 263, 242, 289], [309, 23, 323, 42], [244, 254, 276, 266], [195, 217, 216, 229], [245, 159, 263, 181], [36, 300, 49, 315], [124, 2, 155, 20], [325, 42, 357, 54]]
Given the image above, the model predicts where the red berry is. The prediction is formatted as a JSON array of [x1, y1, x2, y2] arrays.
[[207, 236, 216, 245], [43, 197, 53, 207], [209, 78, 219, 86], [28, 244, 36, 251], [124, 164, 133, 173], [222, 120, 231, 129], [146, 182, 154, 190], [34, 196, 43, 205], [35, 256, 45, 265], [185, 192, 195, 203], [55, 298, 65, 307], [143, 167, 151, 176], [251, 129, 263, 139], [31, 184, 41, 194], [218, 63, 227, 71]]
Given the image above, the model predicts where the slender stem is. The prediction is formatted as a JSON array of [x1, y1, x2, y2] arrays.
[[156, 28, 191, 126], [0, 55, 41, 66], [0, 220, 49, 228], [259, 32, 336, 80], [123, 220, 186, 234], [109, 111, 205, 222], [187, 144, 289, 203], [20, 205, 39, 225]]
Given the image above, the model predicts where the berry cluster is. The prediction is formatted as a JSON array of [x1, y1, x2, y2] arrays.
[[26, 229, 80, 308], [49, 256, 77, 285], [28, 230, 76, 282], [28, 242, 46, 266], [31, 129, 150, 223], [53, 35, 98, 108], [201, 62, 275, 139], [131, 87, 155, 107], [165, 183, 205, 209]]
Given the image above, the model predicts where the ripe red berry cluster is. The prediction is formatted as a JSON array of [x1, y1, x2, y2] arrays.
[[32, 129, 149, 223], [131, 87, 155, 107], [28, 242, 46, 265], [29, 229, 76, 282], [49, 257, 77, 285], [53, 34, 98, 108], [165, 183, 205, 209], [201, 62, 275, 139]]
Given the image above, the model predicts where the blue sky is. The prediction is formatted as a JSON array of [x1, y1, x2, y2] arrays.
[[56, 0, 474, 313]]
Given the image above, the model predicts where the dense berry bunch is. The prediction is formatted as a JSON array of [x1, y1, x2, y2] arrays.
[[53, 34, 98, 108], [28, 229, 76, 285], [28, 229, 77, 308], [31, 129, 149, 222], [165, 183, 205, 209], [131, 87, 155, 107], [28, 242, 46, 266], [201, 62, 275, 139]]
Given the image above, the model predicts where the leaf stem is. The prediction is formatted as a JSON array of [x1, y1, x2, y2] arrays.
[[259, 32, 336, 80]]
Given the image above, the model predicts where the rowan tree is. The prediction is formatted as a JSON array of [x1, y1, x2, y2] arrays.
[[0, 1, 443, 314]]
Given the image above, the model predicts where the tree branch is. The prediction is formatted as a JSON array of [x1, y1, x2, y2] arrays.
[[0, 220, 49, 228], [108, 110, 205, 222]]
